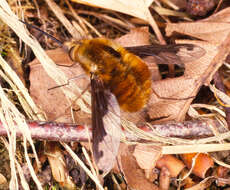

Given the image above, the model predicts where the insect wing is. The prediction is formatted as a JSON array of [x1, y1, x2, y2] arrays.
[[91, 76, 121, 174], [125, 44, 205, 65]]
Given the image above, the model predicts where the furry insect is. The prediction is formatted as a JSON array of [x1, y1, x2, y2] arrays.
[[20, 20, 205, 173]]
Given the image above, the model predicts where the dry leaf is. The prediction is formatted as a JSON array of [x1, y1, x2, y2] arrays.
[[166, 22, 230, 45], [159, 166, 170, 190], [68, 0, 165, 43], [0, 173, 7, 185], [156, 155, 185, 177], [185, 176, 215, 190], [180, 169, 196, 188], [115, 27, 150, 47], [213, 166, 230, 186], [166, 7, 230, 45], [118, 144, 159, 190], [45, 142, 76, 189], [29, 48, 89, 123], [203, 7, 230, 22], [147, 37, 229, 122], [181, 153, 214, 178], [133, 144, 162, 180], [169, 0, 187, 9], [45, 142, 66, 182], [70, 0, 154, 21], [133, 144, 162, 170]]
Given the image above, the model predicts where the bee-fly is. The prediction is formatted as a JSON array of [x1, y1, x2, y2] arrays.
[[20, 20, 205, 174]]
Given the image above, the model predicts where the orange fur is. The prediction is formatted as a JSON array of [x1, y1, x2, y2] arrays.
[[69, 38, 151, 112]]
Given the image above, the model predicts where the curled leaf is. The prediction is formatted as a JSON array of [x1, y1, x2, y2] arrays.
[[181, 153, 214, 178], [156, 155, 185, 177]]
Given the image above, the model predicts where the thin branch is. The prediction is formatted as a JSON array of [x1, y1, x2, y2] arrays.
[[0, 120, 227, 142]]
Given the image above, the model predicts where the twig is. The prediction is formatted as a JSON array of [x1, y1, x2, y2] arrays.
[[0, 119, 227, 142]]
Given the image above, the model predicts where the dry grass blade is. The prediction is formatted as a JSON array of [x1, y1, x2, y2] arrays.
[[185, 176, 216, 190], [0, 1, 91, 114], [190, 104, 226, 118], [0, 53, 41, 165], [45, 0, 82, 41], [65, 0, 91, 37], [210, 84, 230, 107], [0, 7, 63, 80], [0, 54, 43, 120], [162, 143, 230, 154], [70, 0, 154, 21], [1, 137, 18, 190], [15, 160, 30, 190], [0, 84, 43, 189], [61, 142, 104, 190], [82, 147, 98, 178], [70, 0, 165, 43], [212, 157, 230, 169], [152, 4, 190, 19]]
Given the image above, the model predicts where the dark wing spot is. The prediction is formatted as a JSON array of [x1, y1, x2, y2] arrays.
[[102, 45, 121, 59]]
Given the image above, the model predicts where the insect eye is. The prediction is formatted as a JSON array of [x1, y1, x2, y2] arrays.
[[68, 44, 80, 61]]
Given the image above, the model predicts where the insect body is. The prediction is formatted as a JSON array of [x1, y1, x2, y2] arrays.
[[67, 38, 152, 173], [64, 38, 205, 172], [68, 38, 151, 112], [19, 20, 206, 173]]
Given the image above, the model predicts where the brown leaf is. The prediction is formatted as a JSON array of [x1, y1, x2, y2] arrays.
[[202, 7, 230, 22], [115, 27, 150, 47], [148, 76, 199, 122], [147, 34, 230, 122], [118, 144, 159, 190], [0, 173, 7, 185], [70, 0, 154, 21], [169, 0, 187, 9], [213, 166, 230, 186], [133, 144, 162, 170], [185, 176, 215, 190], [181, 153, 214, 178], [166, 22, 230, 45], [166, 7, 230, 45], [29, 48, 89, 123], [156, 155, 185, 177], [180, 169, 196, 188], [159, 166, 170, 190], [133, 144, 162, 180], [45, 142, 76, 189]]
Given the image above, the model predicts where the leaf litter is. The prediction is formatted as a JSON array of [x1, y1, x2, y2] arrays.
[[1, 0, 230, 189]]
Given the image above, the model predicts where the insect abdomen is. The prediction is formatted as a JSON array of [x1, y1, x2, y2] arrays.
[[109, 49, 151, 112]]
